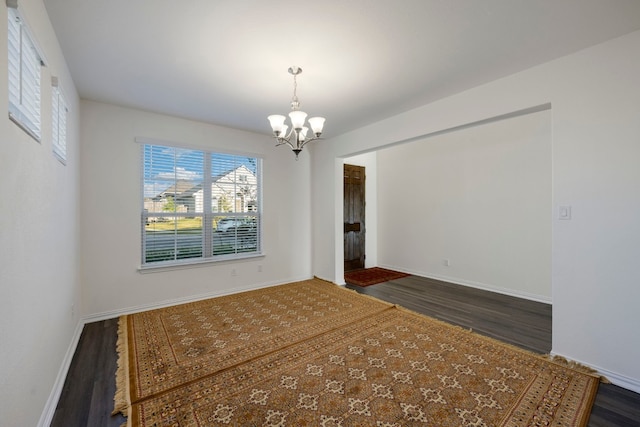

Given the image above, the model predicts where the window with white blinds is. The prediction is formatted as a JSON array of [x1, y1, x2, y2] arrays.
[[51, 82, 68, 163], [141, 142, 262, 267], [7, 6, 43, 141]]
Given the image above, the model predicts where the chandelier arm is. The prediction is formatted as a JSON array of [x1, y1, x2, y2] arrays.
[[275, 127, 297, 145], [274, 138, 295, 150], [268, 66, 324, 159], [299, 136, 320, 149], [285, 126, 296, 141]]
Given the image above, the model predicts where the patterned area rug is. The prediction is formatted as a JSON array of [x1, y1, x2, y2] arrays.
[[114, 278, 599, 427], [344, 267, 410, 287]]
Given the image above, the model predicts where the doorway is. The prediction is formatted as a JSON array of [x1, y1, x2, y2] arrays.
[[344, 164, 365, 271]]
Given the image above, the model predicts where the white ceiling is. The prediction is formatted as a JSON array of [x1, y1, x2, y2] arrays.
[[44, 0, 640, 138]]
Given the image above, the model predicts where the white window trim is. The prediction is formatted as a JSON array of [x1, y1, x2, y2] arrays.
[[51, 77, 68, 164], [7, 3, 45, 141], [138, 139, 264, 271]]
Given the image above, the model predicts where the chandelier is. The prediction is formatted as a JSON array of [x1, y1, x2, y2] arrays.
[[268, 66, 325, 159]]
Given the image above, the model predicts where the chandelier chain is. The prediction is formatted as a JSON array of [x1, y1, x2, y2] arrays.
[[291, 73, 300, 110], [268, 66, 325, 159]]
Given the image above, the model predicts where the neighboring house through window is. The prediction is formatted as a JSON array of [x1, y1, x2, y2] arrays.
[[141, 140, 262, 267], [7, 3, 44, 141]]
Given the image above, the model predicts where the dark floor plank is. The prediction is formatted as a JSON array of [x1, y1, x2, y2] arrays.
[[347, 276, 640, 427], [589, 383, 640, 427], [52, 275, 640, 426], [348, 276, 552, 353], [51, 318, 125, 427]]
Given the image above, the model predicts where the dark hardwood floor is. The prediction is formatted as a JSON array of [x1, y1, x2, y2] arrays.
[[347, 276, 640, 427], [51, 318, 125, 427], [51, 275, 640, 426], [349, 275, 553, 354]]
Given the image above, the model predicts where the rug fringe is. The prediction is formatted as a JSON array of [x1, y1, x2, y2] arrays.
[[112, 315, 132, 420], [543, 354, 610, 383], [113, 279, 600, 426]]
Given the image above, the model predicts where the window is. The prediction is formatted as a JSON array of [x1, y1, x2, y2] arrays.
[[7, 6, 43, 140], [141, 141, 262, 267], [51, 79, 67, 163]]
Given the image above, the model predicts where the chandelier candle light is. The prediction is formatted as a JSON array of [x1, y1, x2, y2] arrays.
[[268, 66, 325, 159]]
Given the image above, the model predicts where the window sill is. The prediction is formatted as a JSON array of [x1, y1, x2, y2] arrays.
[[138, 252, 265, 274], [9, 112, 41, 143], [53, 149, 67, 165]]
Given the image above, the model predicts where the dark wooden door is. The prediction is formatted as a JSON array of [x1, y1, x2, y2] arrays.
[[344, 164, 365, 271]]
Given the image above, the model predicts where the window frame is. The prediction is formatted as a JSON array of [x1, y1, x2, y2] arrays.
[[139, 139, 263, 271], [7, 5, 44, 141], [51, 78, 68, 164]]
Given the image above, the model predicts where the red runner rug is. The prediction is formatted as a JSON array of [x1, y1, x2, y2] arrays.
[[345, 267, 410, 287]]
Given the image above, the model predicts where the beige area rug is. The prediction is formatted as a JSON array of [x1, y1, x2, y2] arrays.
[[114, 278, 599, 426]]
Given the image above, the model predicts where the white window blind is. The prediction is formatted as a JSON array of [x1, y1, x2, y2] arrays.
[[7, 6, 43, 140], [51, 82, 68, 163], [141, 142, 262, 267]]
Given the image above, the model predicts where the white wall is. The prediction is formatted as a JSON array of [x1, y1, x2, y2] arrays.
[[311, 30, 640, 392], [376, 110, 552, 301], [0, 1, 81, 426], [80, 100, 312, 318]]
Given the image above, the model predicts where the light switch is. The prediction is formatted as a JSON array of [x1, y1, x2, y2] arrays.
[[559, 205, 572, 220]]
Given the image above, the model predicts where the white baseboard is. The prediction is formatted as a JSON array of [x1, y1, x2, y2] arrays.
[[376, 265, 552, 304], [549, 351, 640, 394], [39, 275, 312, 425], [317, 273, 343, 286], [38, 320, 85, 427], [367, 268, 640, 394], [37, 275, 638, 427], [84, 275, 312, 323]]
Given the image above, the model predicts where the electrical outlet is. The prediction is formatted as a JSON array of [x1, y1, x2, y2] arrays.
[[231, 269, 237, 276], [258, 265, 263, 272], [443, 259, 450, 267], [559, 205, 572, 220]]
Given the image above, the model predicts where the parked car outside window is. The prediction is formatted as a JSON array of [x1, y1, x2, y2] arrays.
[[216, 218, 243, 232]]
